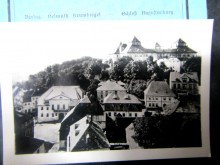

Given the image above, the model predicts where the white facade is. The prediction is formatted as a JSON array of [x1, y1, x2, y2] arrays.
[[104, 110, 144, 120], [144, 81, 177, 113], [144, 96, 176, 108], [67, 116, 90, 152], [37, 86, 84, 123]]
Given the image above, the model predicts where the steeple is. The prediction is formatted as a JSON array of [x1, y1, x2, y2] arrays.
[[131, 36, 141, 46]]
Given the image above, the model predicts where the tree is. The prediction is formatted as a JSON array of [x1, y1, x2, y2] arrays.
[[133, 114, 201, 148], [182, 56, 201, 83], [87, 60, 102, 79], [110, 56, 133, 81], [124, 60, 148, 82], [100, 70, 110, 81], [127, 79, 148, 99]]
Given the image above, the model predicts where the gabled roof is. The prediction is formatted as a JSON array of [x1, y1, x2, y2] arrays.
[[175, 38, 197, 53], [170, 72, 199, 83], [70, 117, 109, 151], [114, 42, 122, 54], [61, 96, 103, 127], [97, 80, 126, 91], [127, 44, 156, 54], [38, 86, 83, 105], [103, 92, 141, 104], [15, 135, 49, 154], [144, 81, 175, 97], [162, 100, 180, 115]]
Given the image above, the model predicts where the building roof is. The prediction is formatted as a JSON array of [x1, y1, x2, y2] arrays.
[[144, 81, 175, 97], [38, 86, 83, 105], [97, 80, 126, 91], [60, 96, 104, 140], [103, 92, 141, 104], [162, 100, 180, 115], [127, 44, 156, 54], [69, 116, 109, 151], [31, 88, 47, 97], [170, 72, 199, 83], [15, 136, 52, 154]]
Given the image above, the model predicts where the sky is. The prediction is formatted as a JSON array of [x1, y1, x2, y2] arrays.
[[0, 20, 213, 83]]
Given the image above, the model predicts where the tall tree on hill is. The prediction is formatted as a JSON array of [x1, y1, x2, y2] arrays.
[[124, 60, 148, 82], [182, 56, 201, 83], [110, 56, 133, 81]]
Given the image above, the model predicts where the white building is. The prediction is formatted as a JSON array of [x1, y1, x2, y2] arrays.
[[144, 81, 179, 115], [157, 58, 181, 72], [109, 36, 158, 63], [37, 86, 84, 123], [103, 92, 144, 120], [66, 116, 109, 152], [169, 72, 199, 96]]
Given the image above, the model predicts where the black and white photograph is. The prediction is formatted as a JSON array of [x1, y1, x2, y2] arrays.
[[0, 20, 213, 164]]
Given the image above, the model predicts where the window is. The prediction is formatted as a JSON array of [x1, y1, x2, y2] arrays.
[[129, 113, 132, 117], [149, 103, 151, 107], [156, 103, 158, 107], [163, 97, 166, 101], [57, 104, 60, 110], [63, 104, 65, 110], [152, 103, 154, 107], [52, 105, 54, 110], [47, 106, 49, 110], [114, 112, 117, 116], [47, 113, 49, 117], [173, 84, 176, 89], [41, 107, 43, 110], [177, 84, 181, 89], [41, 113, 43, 117], [25, 110, 27, 114], [106, 91, 108, 96], [75, 124, 79, 129], [135, 113, 137, 117], [149, 97, 151, 100], [108, 112, 111, 116], [55, 113, 58, 116], [183, 84, 187, 89], [182, 78, 187, 83], [52, 113, 54, 117], [75, 130, 80, 136], [123, 113, 125, 117]]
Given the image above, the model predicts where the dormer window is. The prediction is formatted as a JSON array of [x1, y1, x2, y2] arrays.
[[113, 91, 119, 100], [75, 124, 79, 129], [182, 78, 187, 83], [123, 94, 130, 100]]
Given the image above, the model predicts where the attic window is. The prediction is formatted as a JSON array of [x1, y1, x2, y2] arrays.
[[123, 94, 130, 100], [75, 130, 80, 136], [113, 94, 119, 100], [75, 124, 79, 129]]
